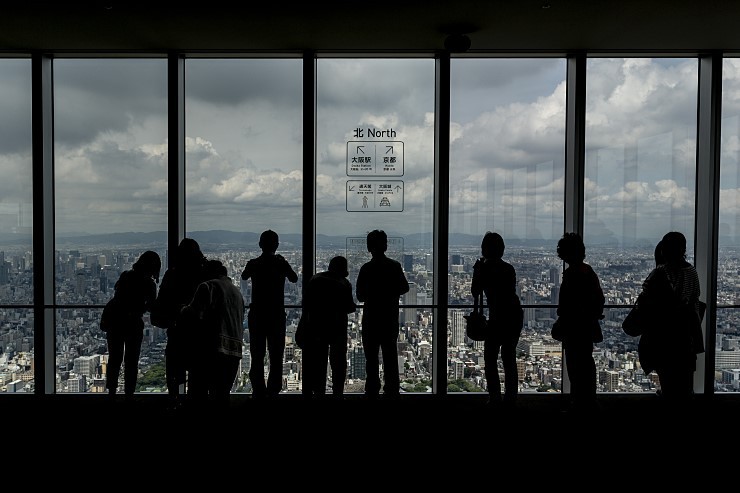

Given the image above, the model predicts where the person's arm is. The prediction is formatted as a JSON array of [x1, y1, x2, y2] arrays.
[[355, 265, 367, 302], [284, 257, 298, 283], [241, 260, 253, 281], [182, 282, 211, 323], [398, 263, 410, 296], [471, 259, 484, 298], [343, 281, 357, 313]]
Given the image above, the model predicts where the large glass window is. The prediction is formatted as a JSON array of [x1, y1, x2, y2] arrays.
[[585, 57, 699, 392], [185, 58, 303, 395], [0, 59, 32, 393], [53, 59, 168, 393], [316, 59, 435, 395], [449, 58, 567, 394], [717, 58, 740, 392]]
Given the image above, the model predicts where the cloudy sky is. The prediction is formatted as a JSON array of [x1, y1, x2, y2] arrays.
[[2, 56, 740, 247]]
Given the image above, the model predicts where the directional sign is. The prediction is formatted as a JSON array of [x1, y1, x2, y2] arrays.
[[346, 180, 404, 212], [347, 141, 404, 176]]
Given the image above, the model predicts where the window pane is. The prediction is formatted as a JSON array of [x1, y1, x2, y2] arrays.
[[717, 58, 740, 393], [585, 57, 698, 392], [185, 59, 303, 395], [449, 58, 566, 394], [316, 59, 435, 395], [0, 59, 32, 306], [54, 59, 168, 393]]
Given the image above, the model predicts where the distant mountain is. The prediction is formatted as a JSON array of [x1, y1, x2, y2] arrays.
[[0, 229, 724, 250]]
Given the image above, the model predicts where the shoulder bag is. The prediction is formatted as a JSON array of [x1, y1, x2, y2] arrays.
[[464, 293, 488, 342]]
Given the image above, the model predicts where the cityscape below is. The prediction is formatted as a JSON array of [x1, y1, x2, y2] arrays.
[[0, 237, 739, 396]]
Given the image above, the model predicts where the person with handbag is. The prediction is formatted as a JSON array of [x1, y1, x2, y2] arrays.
[[553, 232, 605, 414], [634, 232, 702, 408], [471, 232, 523, 409]]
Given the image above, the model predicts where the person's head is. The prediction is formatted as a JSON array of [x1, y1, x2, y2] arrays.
[[661, 231, 687, 264], [366, 229, 387, 256], [481, 231, 505, 260], [203, 259, 227, 280], [134, 250, 162, 283], [259, 229, 279, 253], [654, 240, 665, 266], [328, 255, 349, 278], [177, 238, 205, 268], [557, 232, 586, 265]]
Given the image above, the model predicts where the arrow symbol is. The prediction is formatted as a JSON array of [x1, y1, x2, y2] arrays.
[[348, 185, 355, 191], [356, 146, 365, 154], [395, 185, 402, 192], [386, 146, 394, 154]]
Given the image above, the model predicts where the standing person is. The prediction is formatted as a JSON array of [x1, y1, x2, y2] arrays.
[[105, 250, 161, 401], [471, 232, 523, 409], [301, 256, 356, 399], [553, 232, 605, 413], [241, 229, 299, 399], [355, 229, 410, 399], [150, 238, 207, 411], [634, 232, 702, 406], [181, 259, 245, 410]]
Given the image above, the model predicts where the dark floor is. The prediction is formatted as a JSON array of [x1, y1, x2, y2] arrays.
[[15, 391, 733, 480], [18, 391, 739, 434]]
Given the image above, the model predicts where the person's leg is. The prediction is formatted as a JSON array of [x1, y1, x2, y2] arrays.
[[265, 318, 286, 397], [500, 339, 519, 403], [328, 338, 347, 397], [315, 341, 330, 397], [565, 338, 596, 411], [380, 329, 400, 396], [484, 338, 502, 403], [123, 329, 144, 396], [165, 332, 186, 406], [213, 353, 239, 409], [361, 328, 381, 396], [106, 331, 124, 395], [248, 325, 268, 397]]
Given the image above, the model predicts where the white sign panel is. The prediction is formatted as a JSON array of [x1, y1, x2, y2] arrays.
[[346, 141, 404, 176], [346, 180, 404, 212]]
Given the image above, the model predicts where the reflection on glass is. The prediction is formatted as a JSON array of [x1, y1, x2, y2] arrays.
[[0, 59, 32, 306], [585, 57, 698, 392], [316, 59, 435, 395], [53, 59, 168, 392], [185, 59, 303, 395], [449, 58, 566, 394], [718, 58, 740, 392]]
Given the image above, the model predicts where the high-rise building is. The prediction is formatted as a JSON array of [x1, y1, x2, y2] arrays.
[[349, 346, 366, 380], [403, 254, 413, 273], [403, 282, 417, 325]]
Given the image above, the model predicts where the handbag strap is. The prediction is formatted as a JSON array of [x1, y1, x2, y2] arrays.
[[474, 293, 485, 315]]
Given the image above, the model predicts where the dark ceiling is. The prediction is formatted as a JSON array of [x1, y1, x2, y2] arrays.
[[1, 1, 738, 54]]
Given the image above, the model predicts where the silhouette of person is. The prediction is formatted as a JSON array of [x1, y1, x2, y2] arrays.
[[654, 239, 665, 266], [471, 232, 523, 409], [106, 250, 161, 400], [241, 229, 298, 398], [554, 232, 605, 413], [151, 238, 207, 410], [181, 259, 245, 410], [301, 255, 356, 399], [636, 231, 701, 406], [355, 229, 410, 399]]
